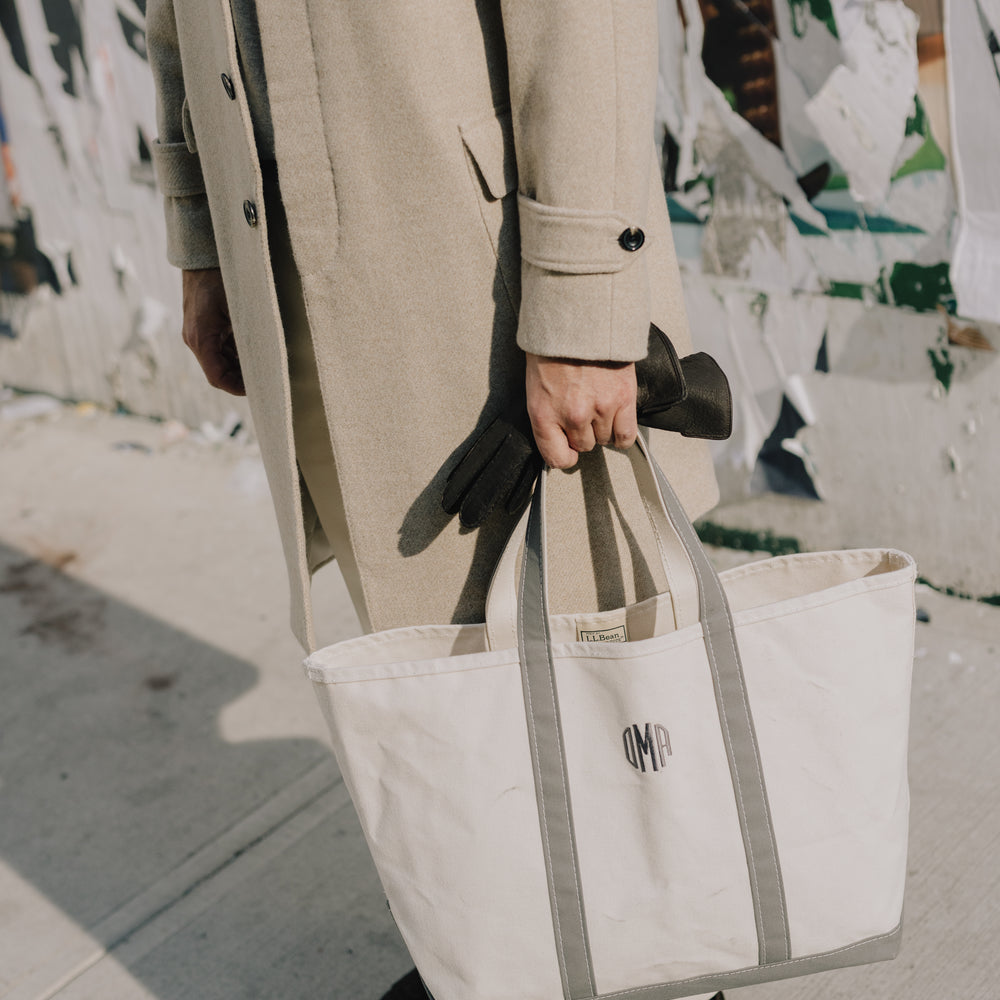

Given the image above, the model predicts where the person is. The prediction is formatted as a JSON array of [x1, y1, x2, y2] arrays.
[[148, 2, 721, 997]]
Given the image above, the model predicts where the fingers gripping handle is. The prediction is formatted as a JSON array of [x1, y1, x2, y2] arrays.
[[484, 434, 700, 651]]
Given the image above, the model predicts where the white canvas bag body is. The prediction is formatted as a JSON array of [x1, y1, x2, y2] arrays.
[[306, 436, 917, 1000]]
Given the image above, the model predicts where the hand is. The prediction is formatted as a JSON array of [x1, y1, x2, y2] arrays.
[[443, 327, 733, 527], [181, 268, 245, 396], [525, 354, 637, 469]]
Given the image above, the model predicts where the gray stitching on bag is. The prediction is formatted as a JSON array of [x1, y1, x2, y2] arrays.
[[600, 923, 902, 997], [518, 538, 573, 995], [706, 562, 790, 958], [520, 479, 597, 997], [693, 539, 782, 960], [678, 502, 789, 956], [529, 550, 572, 983], [646, 445, 789, 963], [640, 448, 767, 956], [692, 555, 769, 959], [540, 575, 597, 996], [533, 488, 596, 995]]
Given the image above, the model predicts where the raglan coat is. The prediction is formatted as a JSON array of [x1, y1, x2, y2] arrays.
[[147, 0, 719, 652]]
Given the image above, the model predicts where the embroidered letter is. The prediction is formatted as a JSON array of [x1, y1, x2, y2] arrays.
[[624, 723, 672, 771], [623, 726, 639, 769], [655, 724, 672, 766], [634, 723, 657, 771]]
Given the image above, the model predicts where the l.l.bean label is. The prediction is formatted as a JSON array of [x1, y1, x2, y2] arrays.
[[578, 624, 628, 643]]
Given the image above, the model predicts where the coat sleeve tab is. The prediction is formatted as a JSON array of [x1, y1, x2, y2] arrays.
[[517, 194, 650, 274], [162, 193, 219, 271], [152, 138, 208, 198]]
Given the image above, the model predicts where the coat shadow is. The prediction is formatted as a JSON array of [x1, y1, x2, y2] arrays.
[[395, 199, 524, 567], [396, 0, 524, 580], [397, 193, 660, 623], [398, 0, 661, 622], [0, 542, 411, 999]]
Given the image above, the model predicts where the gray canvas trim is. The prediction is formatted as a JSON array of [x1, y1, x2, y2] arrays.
[[515, 442, 792, 999], [643, 444, 790, 964], [518, 475, 596, 999], [593, 921, 903, 1000]]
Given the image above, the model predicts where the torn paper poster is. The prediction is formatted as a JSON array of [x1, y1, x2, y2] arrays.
[[656, 0, 688, 153], [0, 1, 249, 432], [701, 138, 789, 281], [946, 0, 1000, 324], [662, 0, 952, 299], [804, 1, 920, 207], [657, 0, 973, 503], [679, 275, 830, 497], [915, 30, 950, 163], [658, 0, 828, 232], [770, 0, 844, 181]]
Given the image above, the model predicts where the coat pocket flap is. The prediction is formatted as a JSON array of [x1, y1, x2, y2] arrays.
[[460, 107, 517, 202]]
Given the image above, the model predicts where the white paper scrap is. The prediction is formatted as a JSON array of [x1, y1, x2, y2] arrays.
[[946, 0, 1000, 323], [804, 1, 919, 207]]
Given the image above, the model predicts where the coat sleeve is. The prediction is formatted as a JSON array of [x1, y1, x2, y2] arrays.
[[147, 0, 220, 270], [499, 0, 659, 362]]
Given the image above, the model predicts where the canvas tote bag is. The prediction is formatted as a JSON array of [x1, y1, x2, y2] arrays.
[[306, 435, 917, 1000]]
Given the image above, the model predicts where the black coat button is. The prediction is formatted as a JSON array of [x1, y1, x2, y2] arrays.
[[243, 199, 258, 228], [221, 73, 236, 100], [619, 227, 645, 252]]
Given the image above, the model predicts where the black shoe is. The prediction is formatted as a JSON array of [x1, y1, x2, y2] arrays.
[[378, 968, 429, 1000]]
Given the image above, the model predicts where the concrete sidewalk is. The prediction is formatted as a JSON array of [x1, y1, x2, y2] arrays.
[[1, 400, 997, 999]]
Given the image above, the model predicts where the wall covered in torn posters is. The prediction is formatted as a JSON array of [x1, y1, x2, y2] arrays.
[[0, 0, 247, 429], [660, 0, 1000, 598], [0, 1, 996, 596]]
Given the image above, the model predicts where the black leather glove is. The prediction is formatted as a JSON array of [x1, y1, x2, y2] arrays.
[[640, 349, 733, 441], [442, 395, 544, 531], [636, 323, 686, 416], [442, 324, 732, 528]]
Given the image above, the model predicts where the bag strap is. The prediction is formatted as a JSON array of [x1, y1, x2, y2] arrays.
[[516, 436, 790, 999], [484, 432, 699, 651]]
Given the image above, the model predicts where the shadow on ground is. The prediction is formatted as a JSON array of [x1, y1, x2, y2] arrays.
[[0, 542, 408, 999]]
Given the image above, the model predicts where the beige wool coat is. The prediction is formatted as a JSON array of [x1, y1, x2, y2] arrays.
[[147, 0, 719, 652]]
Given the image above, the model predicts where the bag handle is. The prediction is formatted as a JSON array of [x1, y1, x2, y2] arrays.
[[512, 435, 790, 998], [484, 431, 700, 652]]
